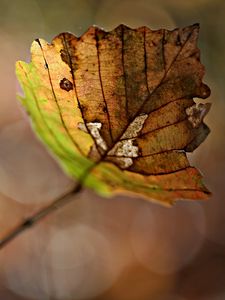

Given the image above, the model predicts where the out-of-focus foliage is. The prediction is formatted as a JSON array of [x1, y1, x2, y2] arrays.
[[0, 0, 225, 299]]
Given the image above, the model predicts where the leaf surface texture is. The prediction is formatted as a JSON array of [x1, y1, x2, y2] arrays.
[[16, 24, 211, 205]]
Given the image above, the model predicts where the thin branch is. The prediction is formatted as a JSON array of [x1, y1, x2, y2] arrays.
[[0, 182, 82, 249]]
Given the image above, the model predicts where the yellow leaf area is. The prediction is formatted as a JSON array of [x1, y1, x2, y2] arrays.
[[16, 24, 211, 205]]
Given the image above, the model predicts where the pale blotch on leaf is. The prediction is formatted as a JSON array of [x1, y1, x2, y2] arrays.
[[78, 122, 108, 152], [186, 103, 211, 128], [107, 114, 148, 168]]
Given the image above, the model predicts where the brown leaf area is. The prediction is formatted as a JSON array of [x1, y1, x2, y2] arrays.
[[50, 23, 211, 200]]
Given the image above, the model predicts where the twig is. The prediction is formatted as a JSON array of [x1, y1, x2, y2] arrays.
[[0, 182, 82, 249]]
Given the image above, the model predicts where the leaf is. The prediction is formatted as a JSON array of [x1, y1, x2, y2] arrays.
[[16, 24, 211, 205]]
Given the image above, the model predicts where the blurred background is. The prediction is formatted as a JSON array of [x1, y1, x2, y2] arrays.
[[0, 0, 225, 299]]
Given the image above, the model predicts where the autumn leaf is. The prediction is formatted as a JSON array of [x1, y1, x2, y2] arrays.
[[16, 24, 211, 205]]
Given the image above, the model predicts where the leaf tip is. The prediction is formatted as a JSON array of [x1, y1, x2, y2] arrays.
[[192, 22, 200, 28], [15, 60, 29, 78]]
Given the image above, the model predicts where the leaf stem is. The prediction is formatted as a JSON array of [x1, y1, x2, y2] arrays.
[[0, 182, 82, 249]]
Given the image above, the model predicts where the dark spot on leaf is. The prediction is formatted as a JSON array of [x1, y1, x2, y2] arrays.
[[60, 78, 73, 91]]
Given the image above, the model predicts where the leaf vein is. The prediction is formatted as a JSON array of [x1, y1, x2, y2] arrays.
[[36, 39, 84, 156], [95, 30, 113, 144], [62, 34, 101, 157]]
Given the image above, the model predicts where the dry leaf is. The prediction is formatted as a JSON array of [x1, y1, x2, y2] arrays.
[[16, 24, 211, 205]]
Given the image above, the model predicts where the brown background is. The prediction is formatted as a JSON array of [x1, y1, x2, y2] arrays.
[[0, 0, 225, 299]]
